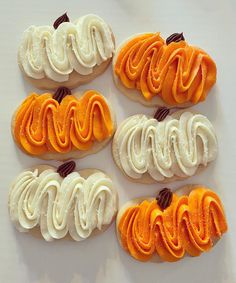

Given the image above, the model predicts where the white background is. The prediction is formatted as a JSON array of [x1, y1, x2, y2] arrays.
[[0, 0, 236, 282]]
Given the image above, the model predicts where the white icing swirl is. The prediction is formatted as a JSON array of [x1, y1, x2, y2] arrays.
[[114, 112, 218, 181], [9, 168, 117, 241], [18, 14, 115, 82]]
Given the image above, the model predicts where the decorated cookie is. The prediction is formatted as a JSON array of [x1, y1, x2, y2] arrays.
[[113, 32, 216, 107], [9, 162, 118, 241], [18, 13, 115, 89], [12, 87, 115, 160], [112, 109, 217, 183], [116, 185, 227, 262]]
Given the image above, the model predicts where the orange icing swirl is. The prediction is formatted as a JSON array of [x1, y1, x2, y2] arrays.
[[114, 33, 217, 105], [13, 90, 114, 156], [118, 186, 227, 262]]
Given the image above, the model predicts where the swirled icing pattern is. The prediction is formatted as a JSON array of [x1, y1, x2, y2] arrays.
[[18, 14, 115, 82], [13, 90, 114, 156], [118, 186, 227, 262], [114, 33, 216, 105], [114, 113, 217, 181], [9, 168, 117, 241]]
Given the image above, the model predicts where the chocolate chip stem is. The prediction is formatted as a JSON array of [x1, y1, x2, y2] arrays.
[[154, 107, 170, 121], [166, 33, 185, 45], [57, 161, 76, 178], [154, 106, 186, 122], [53, 86, 72, 103], [53, 13, 70, 29], [156, 188, 173, 209]]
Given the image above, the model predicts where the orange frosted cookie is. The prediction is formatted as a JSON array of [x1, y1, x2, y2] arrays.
[[113, 32, 216, 107], [12, 87, 115, 160], [116, 185, 227, 262]]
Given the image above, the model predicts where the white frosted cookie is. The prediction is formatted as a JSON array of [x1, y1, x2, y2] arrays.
[[112, 109, 218, 183], [12, 87, 116, 160], [18, 13, 115, 89], [116, 185, 227, 262], [9, 162, 118, 241]]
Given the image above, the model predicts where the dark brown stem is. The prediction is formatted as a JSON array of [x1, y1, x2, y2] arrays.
[[166, 33, 185, 45], [53, 86, 71, 103], [53, 13, 70, 29], [57, 161, 76, 178], [154, 106, 186, 122], [156, 188, 173, 210]]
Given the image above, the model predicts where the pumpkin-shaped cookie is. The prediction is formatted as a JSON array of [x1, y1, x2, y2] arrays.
[[113, 32, 216, 107], [117, 185, 227, 262], [9, 162, 118, 241], [12, 87, 115, 160], [18, 13, 115, 89], [112, 109, 217, 183]]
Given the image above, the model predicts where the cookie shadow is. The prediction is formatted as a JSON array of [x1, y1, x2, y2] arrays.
[[14, 224, 118, 283], [117, 235, 231, 283]]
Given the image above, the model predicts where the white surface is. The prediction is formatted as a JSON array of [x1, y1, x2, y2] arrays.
[[0, 0, 236, 282]]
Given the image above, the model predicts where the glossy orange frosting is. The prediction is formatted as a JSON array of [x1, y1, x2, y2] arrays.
[[114, 33, 216, 105], [118, 186, 227, 262], [13, 90, 114, 155]]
